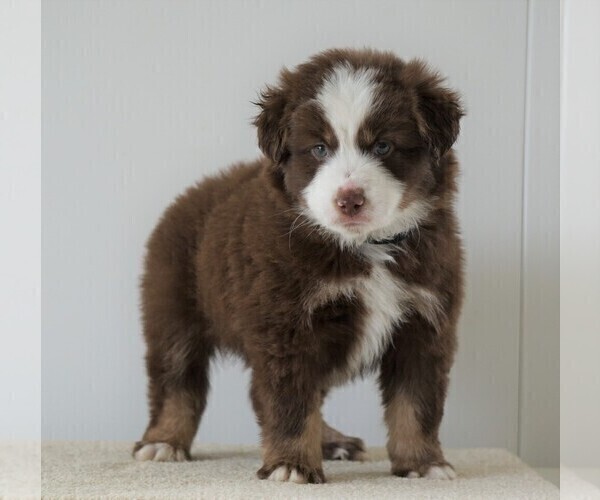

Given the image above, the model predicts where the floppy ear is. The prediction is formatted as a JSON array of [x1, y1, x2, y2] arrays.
[[253, 85, 289, 163], [403, 60, 464, 159]]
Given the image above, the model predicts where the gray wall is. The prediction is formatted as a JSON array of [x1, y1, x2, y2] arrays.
[[41, 0, 560, 466]]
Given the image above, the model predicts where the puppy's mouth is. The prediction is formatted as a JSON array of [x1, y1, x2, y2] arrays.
[[335, 215, 371, 230]]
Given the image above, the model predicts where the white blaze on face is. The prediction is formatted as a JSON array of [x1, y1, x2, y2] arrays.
[[301, 64, 406, 245]]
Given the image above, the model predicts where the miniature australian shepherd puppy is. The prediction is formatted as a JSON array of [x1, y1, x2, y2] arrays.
[[133, 48, 464, 484]]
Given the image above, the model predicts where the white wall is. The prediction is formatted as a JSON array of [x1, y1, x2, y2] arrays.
[[0, 0, 41, 441], [561, 0, 600, 467], [42, 0, 559, 466]]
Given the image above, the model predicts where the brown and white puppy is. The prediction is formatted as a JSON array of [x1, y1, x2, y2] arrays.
[[133, 48, 464, 484]]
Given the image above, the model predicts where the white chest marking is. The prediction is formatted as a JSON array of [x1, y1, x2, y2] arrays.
[[348, 254, 411, 375], [307, 247, 444, 381]]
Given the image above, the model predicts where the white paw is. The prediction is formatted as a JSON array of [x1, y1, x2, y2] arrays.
[[330, 447, 350, 460], [267, 465, 307, 484], [408, 465, 457, 480], [134, 442, 187, 462]]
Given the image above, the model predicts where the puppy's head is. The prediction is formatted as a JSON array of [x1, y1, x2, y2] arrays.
[[254, 48, 463, 247]]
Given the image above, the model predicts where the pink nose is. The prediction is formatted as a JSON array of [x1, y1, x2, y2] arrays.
[[335, 187, 365, 217]]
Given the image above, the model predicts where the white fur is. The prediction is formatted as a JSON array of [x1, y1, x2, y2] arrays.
[[365, 199, 432, 244], [268, 465, 289, 481], [331, 447, 350, 460], [288, 469, 305, 483], [310, 246, 443, 382], [407, 465, 457, 480], [348, 251, 412, 375], [411, 284, 444, 332], [317, 64, 376, 145], [268, 465, 306, 484], [302, 64, 411, 247], [299, 65, 434, 247], [134, 442, 186, 462], [424, 465, 457, 479], [303, 278, 356, 316]]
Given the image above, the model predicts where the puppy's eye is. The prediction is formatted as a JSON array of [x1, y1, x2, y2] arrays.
[[311, 144, 329, 159], [373, 141, 392, 156]]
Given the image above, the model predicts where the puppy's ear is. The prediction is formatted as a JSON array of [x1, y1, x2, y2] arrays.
[[253, 85, 289, 163], [403, 60, 464, 159]]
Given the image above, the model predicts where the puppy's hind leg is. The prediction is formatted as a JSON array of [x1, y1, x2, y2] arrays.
[[133, 316, 213, 461], [133, 221, 214, 462], [134, 326, 213, 462], [321, 420, 368, 461]]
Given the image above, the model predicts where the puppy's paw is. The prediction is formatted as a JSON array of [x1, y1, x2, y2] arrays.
[[393, 462, 457, 480], [133, 441, 189, 462], [257, 463, 326, 484], [322, 437, 368, 461]]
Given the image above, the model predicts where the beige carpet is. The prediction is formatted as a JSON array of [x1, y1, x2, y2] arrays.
[[36, 441, 560, 499]]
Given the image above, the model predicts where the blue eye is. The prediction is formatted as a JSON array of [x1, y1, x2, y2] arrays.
[[311, 144, 328, 159], [373, 141, 391, 156]]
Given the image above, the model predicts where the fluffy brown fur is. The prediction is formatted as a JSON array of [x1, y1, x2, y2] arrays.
[[134, 48, 464, 484]]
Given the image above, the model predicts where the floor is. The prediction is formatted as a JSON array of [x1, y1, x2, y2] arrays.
[[39, 442, 560, 499], [535, 466, 600, 489], [569, 468, 600, 488]]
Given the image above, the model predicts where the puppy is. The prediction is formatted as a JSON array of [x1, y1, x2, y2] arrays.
[[133, 48, 464, 484]]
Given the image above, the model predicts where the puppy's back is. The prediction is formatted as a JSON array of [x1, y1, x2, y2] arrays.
[[141, 159, 265, 334]]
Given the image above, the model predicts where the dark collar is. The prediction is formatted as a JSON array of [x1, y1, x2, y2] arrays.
[[367, 232, 408, 246]]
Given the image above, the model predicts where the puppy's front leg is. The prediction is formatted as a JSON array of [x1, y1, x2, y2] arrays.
[[379, 317, 457, 480], [251, 363, 325, 484]]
